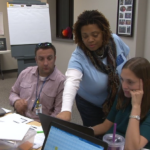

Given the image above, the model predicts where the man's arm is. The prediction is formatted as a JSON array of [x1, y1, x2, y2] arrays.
[[9, 72, 27, 115]]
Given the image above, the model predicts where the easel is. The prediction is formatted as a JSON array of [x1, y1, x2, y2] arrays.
[[8, 0, 47, 75]]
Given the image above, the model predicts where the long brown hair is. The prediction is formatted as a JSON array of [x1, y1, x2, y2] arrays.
[[117, 57, 150, 121]]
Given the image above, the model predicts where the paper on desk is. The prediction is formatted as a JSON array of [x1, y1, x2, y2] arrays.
[[0, 122, 30, 141], [33, 133, 45, 149], [30, 125, 43, 132], [0, 113, 34, 124], [1, 108, 12, 113]]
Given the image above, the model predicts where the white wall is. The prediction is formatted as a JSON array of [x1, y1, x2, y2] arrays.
[[74, 0, 118, 33], [0, 0, 17, 70], [144, 0, 150, 60], [48, 0, 149, 74], [48, 0, 77, 74]]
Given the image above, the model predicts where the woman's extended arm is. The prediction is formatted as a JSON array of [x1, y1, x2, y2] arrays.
[[92, 119, 113, 136], [57, 69, 83, 121]]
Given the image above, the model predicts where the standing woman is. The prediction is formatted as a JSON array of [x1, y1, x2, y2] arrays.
[[57, 10, 130, 126]]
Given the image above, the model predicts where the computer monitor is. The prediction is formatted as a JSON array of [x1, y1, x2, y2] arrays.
[[42, 122, 108, 150]]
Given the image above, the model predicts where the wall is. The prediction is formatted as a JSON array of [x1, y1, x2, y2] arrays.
[[1, 0, 150, 72], [47, 0, 148, 74], [144, 0, 150, 60], [0, 0, 17, 70], [48, 0, 77, 74]]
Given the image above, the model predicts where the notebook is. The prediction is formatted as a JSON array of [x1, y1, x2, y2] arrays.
[[38, 113, 94, 136], [41, 121, 108, 150]]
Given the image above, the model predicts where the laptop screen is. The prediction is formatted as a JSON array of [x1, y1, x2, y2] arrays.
[[43, 125, 104, 150]]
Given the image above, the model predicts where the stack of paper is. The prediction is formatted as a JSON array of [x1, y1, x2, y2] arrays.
[[0, 110, 44, 148], [0, 113, 34, 124], [0, 122, 30, 141], [33, 133, 45, 149]]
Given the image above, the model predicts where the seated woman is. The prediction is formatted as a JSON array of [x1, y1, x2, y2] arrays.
[[93, 57, 150, 150]]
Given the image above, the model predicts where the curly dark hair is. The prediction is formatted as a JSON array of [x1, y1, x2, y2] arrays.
[[73, 10, 112, 55]]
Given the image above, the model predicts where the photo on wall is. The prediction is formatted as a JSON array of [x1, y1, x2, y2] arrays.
[[116, 0, 135, 37]]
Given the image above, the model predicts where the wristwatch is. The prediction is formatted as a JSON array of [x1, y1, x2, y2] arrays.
[[129, 115, 140, 121]]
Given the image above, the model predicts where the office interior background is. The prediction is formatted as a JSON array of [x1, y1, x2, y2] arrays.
[[0, 0, 149, 123], [0, 0, 150, 74]]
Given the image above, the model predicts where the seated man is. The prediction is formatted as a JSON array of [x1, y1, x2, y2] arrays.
[[9, 43, 65, 122]]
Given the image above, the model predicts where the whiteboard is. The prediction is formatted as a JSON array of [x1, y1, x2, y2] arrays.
[[7, 4, 51, 45]]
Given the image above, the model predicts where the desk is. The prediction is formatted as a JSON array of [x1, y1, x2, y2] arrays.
[[28, 121, 42, 150], [0, 50, 11, 80]]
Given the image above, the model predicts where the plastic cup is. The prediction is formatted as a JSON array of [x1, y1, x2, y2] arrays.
[[103, 134, 125, 150]]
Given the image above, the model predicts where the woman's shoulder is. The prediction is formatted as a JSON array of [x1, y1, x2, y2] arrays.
[[71, 46, 87, 59], [111, 33, 130, 57], [68, 46, 88, 71], [73, 46, 85, 55], [111, 33, 121, 39], [111, 33, 124, 45]]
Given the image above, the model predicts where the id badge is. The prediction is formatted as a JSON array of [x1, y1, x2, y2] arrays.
[[35, 104, 42, 115]]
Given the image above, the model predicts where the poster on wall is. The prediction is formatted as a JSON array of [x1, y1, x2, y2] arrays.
[[116, 0, 135, 37], [0, 12, 4, 35]]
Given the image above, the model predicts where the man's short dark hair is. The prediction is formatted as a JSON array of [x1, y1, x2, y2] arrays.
[[35, 42, 56, 56]]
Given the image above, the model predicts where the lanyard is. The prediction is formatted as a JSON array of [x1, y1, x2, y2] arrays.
[[32, 72, 49, 111]]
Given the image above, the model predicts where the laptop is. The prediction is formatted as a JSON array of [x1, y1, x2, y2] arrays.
[[38, 113, 94, 136], [41, 121, 108, 150]]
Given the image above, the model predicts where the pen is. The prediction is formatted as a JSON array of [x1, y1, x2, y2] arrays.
[[37, 131, 44, 133]]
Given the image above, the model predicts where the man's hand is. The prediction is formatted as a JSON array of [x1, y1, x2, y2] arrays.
[[14, 99, 27, 116], [56, 111, 71, 121]]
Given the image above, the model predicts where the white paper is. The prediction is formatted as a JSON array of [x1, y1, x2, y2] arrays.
[[0, 113, 34, 124], [0, 122, 30, 141], [33, 133, 45, 149], [30, 125, 43, 132], [0, 12, 4, 35], [7, 4, 51, 45], [1, 108, 12, 113]]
